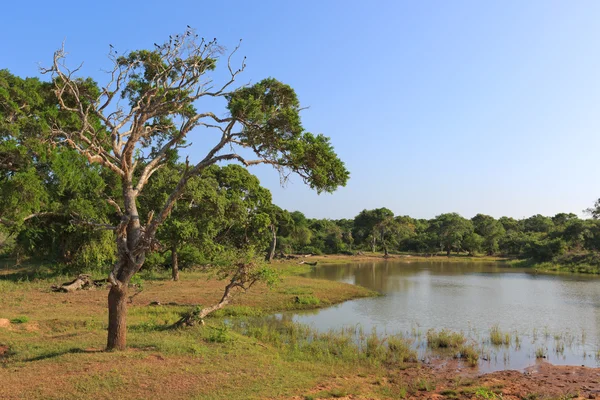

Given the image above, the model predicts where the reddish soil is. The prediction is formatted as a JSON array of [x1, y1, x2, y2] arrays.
[[399, 361, 600, 399], [293, 361, 600, 399]]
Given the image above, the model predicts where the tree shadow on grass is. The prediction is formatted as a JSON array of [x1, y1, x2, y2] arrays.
[[0, 268, 66, 282], [23, 347, 103, 362]]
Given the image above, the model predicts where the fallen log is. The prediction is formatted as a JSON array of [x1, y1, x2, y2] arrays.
[[298, 261, 318, 266], [51, 275, 106, 292]]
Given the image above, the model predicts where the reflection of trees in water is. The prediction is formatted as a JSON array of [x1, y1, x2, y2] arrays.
[[352, 263, 413, 293], [310, 261, 503, 293]]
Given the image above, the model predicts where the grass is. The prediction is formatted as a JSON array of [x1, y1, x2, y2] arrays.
[[508, 255, 600, 275], [440, 389, 459, 399], [457, 343, 480, 367], [294, 295, 321, 305], [535, 347, 547, 359], [10, 316, 29, 324], [306, 253, 508, 265], [0, 259, 595, 399], [231, 319, 417, 368], [474, 387, 503, 399], [0, 260, 432, 399], [426, 329, 466, 349], [490, 324, 511, 346]]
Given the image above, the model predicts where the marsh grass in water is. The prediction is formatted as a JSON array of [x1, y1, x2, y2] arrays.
[[230, 317, 417, 367], [489, 325, 510, 346], [457, 343, 480, 367], [426, 329, 466, 349], [535, 347, 547, 359]]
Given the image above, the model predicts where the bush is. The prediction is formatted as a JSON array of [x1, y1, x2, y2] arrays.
[[524, 237, 567, 262], [299, 246, 322, 256]]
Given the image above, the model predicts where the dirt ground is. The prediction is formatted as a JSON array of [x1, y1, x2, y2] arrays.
[[295, 360, 600, 399]]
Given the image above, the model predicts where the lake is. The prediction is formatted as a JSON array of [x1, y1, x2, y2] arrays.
[[289, 260, 600, 371]]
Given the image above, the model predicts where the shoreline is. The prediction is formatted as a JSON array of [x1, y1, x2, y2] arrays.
[[284, 252, 600, 275]]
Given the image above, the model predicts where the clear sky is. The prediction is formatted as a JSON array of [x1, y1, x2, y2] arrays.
[[3, 1, 600, 220]]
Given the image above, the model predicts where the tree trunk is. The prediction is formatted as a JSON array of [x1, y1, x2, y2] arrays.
[[105, 183, 143, 351], [171, 245, 179, 281], [107, 284, 128, 351], [266, 225, 276, 262], [384, 245, 389, 257], [446, 248, 451, 257]]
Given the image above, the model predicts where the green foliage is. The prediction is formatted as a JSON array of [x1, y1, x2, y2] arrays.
[[227, 79, 349, 194], [524, 237, 567, 262], [142, 163, 274, 271], [206, 325, 234, 343], [271, 200, 600, 274], [428, 213, 474, 255], [474, 387, 502, 399], [472, 214, 505, 255], [10, 316, 29, 324], [462, 232, 484, 256]]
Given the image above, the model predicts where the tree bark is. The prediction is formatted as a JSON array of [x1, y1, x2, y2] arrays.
[[107, 284, 128, 351], [266, 225, 276, 262], [171, 245, 179, 281]]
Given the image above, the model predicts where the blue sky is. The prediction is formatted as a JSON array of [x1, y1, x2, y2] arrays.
[[3, 1, 600, 220]]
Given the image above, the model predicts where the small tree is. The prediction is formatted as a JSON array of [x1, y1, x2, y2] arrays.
[[43, 29, 349, 350]]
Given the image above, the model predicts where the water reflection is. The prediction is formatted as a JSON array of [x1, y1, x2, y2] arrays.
[[292, 261, 600, 371]]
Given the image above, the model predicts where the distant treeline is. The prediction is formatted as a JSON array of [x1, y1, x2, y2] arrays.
[[273, 207, 600, 271]]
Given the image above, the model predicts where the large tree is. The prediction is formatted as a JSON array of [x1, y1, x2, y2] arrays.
[[471, 214, 505, 255], [44, 30, 349, 350], [428, 213, 473, 256], [352, 208, 394, 252]]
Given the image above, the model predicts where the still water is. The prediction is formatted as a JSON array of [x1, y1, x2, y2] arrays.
[[291, 261, 600, 371]]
